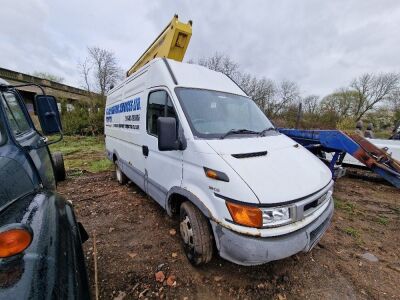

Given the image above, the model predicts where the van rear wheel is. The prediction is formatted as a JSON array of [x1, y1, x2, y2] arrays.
[[115, 161, 128, 185], [179, 202, 213, 265]]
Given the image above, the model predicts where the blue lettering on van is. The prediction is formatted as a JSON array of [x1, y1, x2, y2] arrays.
[[106, 97, 141, 116]]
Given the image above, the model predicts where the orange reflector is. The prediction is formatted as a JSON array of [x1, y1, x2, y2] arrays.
[[0, 228, 32, 258], [206, 169, 218, 179], [226, 202, 262, 228]]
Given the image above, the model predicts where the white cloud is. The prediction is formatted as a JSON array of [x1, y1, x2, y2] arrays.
[[1, 0, 399, 95]]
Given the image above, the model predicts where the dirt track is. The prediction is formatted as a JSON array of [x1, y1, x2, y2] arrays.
[[58, 172, 400, 299]]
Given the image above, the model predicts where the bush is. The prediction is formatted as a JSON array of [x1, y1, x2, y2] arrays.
[[60, 97, 105, 135]]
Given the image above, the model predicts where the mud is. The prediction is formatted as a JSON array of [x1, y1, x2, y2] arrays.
[[58, 172, 400, 299]]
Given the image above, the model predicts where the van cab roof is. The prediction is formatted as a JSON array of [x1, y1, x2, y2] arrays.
[[167, 59, 246, 96], [108, 58, 246, 98]]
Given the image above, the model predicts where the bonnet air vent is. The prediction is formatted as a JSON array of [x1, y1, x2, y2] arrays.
[[231, 150, 268, 159]]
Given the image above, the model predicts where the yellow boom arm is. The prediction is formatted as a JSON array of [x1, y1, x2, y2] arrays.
[[126, 15, 192, 77]]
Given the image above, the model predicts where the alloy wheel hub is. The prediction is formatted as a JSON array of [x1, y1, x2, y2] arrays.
[[180, 216, 193, 247]]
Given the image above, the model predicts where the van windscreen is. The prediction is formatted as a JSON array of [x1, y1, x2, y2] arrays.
[[175, 88, 274, 139]]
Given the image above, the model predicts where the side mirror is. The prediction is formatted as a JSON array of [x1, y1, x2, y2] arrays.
[[157, 117, 179, 151], [34, 95, 62, 135]]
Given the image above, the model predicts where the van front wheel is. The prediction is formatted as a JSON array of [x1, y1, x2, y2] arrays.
[[115, 161, 128, 185], [179, 202, 213, 265]]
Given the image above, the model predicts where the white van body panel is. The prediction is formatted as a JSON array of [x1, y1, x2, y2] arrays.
[[105, 58, 334, 265], [207, 135, 332, 204]]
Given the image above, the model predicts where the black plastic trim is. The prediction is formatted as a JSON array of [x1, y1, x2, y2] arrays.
[[203, 167, 230, 182], [232, 150, 268, 159], [162, 58, 178, 85]]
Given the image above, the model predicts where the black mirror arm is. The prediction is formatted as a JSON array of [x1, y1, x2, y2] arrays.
[[178, 126, 187, 150], [5, 83, 46, 96], [44, 130, 63, 146], [24, 131, 63, 151]]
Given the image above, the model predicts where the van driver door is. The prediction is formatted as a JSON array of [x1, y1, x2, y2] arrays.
[[143, 89, 183, 207]]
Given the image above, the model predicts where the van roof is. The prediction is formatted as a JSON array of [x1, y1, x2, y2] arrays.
[[167, 59, 246, 96], [108, 58, 247, 98]]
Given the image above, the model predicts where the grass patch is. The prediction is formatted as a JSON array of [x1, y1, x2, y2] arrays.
[[88, 158, 113, 173], [376, 215, 389, 226], [49, 136, 113, 173], [334, 197, 356, 215], [342, 226, 363, 245], [343, 226, 360, 238]]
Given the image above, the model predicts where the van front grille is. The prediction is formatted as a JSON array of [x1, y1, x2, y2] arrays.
[[303, 192, 328, 216]]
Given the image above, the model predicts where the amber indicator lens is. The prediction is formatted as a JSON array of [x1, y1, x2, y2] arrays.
[[0, 229, 32, 258], [226, 202, 262, 228], [206, 169, 218, 179], [203, 167, 229, 182]]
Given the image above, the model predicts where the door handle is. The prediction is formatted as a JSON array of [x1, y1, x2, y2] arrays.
[[142, 145, 149, 157]]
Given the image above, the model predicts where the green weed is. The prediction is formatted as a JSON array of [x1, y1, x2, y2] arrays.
[[343, 226, 360, 238], [334, 198, 356, 215], [376, 215, 389, 226]]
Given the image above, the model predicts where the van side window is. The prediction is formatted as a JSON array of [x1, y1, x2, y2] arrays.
[[147, 90, 177, 136], [1, 92, 31, 136]]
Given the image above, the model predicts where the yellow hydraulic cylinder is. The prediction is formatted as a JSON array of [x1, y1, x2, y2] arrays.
[[126, 15, 192, 77]]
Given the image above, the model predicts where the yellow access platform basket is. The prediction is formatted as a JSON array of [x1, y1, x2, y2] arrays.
[[126, 15, 192, 77]]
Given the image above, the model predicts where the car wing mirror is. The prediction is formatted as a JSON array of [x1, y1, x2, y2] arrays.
[[34, 95, 62, 135]]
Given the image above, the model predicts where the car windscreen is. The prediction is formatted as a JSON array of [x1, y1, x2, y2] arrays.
[[1, 91, 31, 137], [175, 88, 274, 139]]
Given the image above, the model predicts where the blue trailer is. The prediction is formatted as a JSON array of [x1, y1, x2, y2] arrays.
[[279, 128, 400, 189]]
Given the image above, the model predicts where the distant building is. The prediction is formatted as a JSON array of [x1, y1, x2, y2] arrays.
[[0, 67, 95, 114]]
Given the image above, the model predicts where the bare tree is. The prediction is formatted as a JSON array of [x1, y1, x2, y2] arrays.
[[351, 72, 399, 121], [80, 47, 123, 96], [273, 80, 300, 116], [196, 52, 240, 80], [320, 88, 357, 121], [302, 95, 320, 115], [247, 78, 276, 115], [79, 57, 92, 93]]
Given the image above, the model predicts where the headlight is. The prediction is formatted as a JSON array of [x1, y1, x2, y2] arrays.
[[226, 201, 293, 228], [262, 207, 292, 227], [226, 202, 262, 228]]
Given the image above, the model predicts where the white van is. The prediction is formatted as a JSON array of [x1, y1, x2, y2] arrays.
[[105, 58, 334, 266]]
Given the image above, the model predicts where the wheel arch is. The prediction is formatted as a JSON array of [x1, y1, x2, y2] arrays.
[[166, 187, 212, 219], [111, 150, 121, 163]]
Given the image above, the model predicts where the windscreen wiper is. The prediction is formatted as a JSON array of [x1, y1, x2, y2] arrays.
[[258, 127, 277, 136], [220, 129, 259, 139]]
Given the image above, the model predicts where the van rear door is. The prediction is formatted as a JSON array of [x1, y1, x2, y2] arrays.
[[143, 89, 182, 206]]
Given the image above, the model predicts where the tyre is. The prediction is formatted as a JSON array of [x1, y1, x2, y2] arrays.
[[52, 152, 66, 182], [115, 160, 128, 185], [179, 201, 213, 265]]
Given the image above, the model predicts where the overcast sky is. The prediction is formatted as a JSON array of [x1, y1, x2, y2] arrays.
[[1, 0, 400, 96]]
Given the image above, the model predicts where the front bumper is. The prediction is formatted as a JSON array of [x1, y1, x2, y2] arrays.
[[211, 198, 334, 266]]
